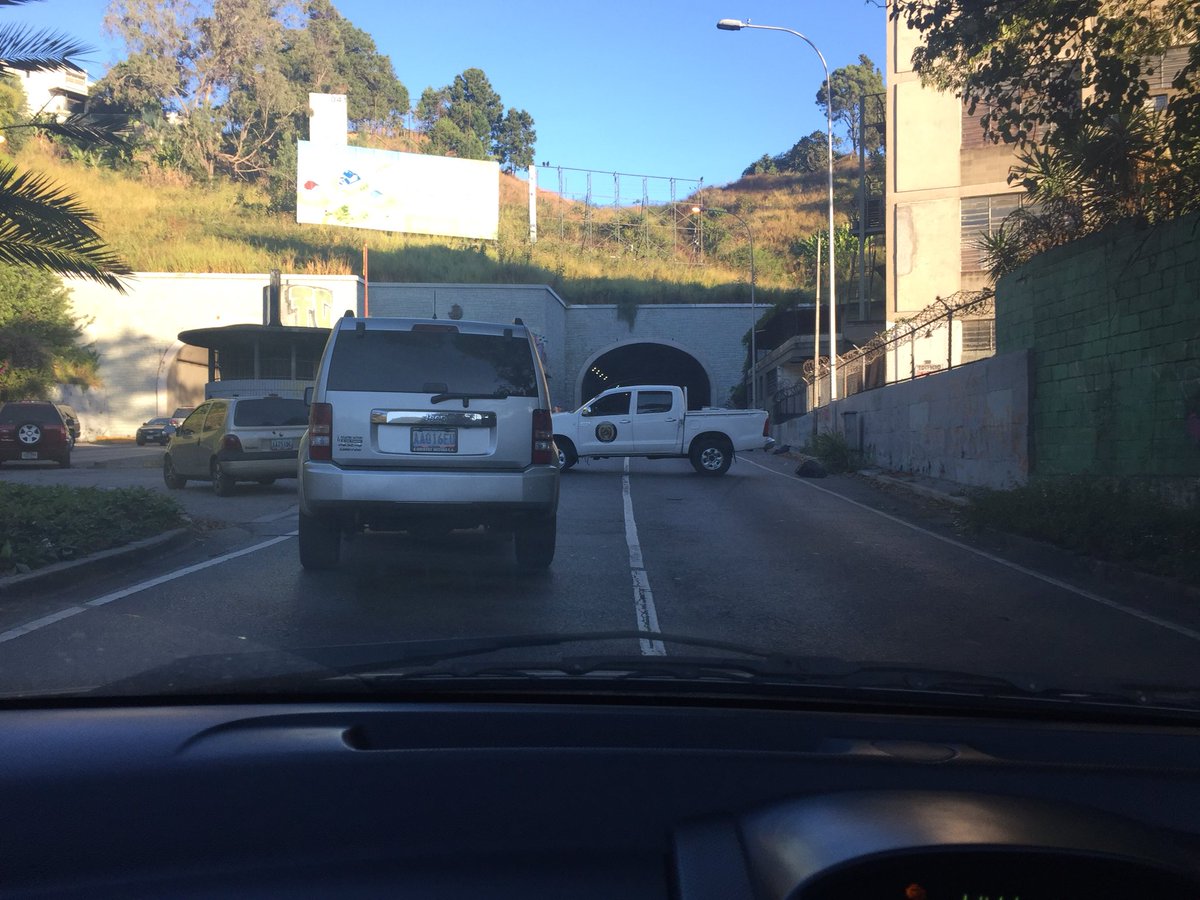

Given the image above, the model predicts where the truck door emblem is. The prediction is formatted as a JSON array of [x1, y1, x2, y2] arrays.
[[596, 422, 617, 443]]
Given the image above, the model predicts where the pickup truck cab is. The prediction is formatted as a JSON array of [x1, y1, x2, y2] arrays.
[[552, 384, 774, 475]]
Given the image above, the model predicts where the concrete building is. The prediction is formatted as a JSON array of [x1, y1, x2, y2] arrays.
[[5, 64, 89, 121], [884, 12, 1016, 375], [885, 7, 1194, 377]]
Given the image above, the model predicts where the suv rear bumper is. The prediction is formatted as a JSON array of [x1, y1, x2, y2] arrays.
[[299, 460, 559, 525]]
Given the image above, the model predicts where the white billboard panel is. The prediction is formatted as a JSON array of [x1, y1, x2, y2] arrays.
[[307, 93, 347, 147], [296, 142, 499, 240]]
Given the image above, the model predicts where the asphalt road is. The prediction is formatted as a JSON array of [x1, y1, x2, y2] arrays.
[[2, 445, 1200, 698]]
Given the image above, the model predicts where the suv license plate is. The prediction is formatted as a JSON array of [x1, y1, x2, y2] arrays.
[[270, 438, 297, 451], [21, 451, 38, 460], [411, 427, 458, 453]]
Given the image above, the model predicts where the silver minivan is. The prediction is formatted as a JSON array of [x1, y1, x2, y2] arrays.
[[297, 315, 559, 571]]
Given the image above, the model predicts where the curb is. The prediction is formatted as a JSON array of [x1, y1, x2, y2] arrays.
[[858, 471, 971, 507], [0, 528, 192, 596]]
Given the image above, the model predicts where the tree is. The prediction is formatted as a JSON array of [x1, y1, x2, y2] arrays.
[[284, 0, 409, 134], [0, 263, 98, 400], [741, 131, 840, 177], [0, 2, 130, 289], [449, 67, 504, 146], [495, 107, 535, 172], [415, 68, 536, 167], [98, 0, 411, 181], [815, 54, 885, 153], [892, 0, 1200, 265]]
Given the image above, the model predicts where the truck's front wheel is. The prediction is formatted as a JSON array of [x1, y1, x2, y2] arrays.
[[689, 437, 732, 476]]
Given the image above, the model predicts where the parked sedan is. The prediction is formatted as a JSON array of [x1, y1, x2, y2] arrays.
[[136, 417, 176, 446], [163, 396, 309, 495]]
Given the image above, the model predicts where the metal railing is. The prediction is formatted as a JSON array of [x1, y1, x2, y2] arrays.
[[802, 289, 997, 408]]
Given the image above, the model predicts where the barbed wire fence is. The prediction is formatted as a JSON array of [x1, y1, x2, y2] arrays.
[[772, 289, 997, 423], [533, 165, 706, 260]]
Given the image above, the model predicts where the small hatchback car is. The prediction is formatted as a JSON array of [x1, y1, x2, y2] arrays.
[[0, 401, 73, 467], [297, 315, 559, 571], [163, 395, 310, 495]]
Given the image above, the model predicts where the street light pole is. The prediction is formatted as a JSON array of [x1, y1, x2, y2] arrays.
[[692, 205, 757, 408], [717, 18, 838, 401]]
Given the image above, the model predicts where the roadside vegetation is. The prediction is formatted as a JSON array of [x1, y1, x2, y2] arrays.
[[0, 483, 184, 575], [963, 480, 1200, 587], [803, 430, 864, 474]]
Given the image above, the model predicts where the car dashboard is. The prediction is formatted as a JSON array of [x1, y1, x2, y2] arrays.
[[3, 695, 1199, 898]]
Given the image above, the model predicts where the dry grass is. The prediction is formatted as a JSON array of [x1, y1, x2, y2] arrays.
[[12, 141, 863, 306]]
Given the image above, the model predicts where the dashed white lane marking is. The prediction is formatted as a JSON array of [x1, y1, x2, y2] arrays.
[[0, 534, 297, 645], [742, 456, 1200, 644], [624, 457, 665, 656]]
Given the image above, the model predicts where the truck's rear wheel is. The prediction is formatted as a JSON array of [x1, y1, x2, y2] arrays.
[[689, 437, 732, 476], [555, 437, 577, 471]]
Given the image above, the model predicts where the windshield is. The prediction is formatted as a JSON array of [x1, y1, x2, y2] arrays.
[[1, 0, 1198, 719], [326, 328, 538, 396]]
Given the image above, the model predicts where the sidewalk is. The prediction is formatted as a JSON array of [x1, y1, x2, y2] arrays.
[[776, 447, 971, 507], [70, 442, 164, 469]]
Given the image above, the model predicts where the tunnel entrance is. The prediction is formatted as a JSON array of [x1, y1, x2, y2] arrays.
[[581, 342, 711, 409]]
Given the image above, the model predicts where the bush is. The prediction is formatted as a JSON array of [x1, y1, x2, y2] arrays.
[[805, 430, 859, 473], [0, 483, 184, 573], [964, 479, 1200, 585]]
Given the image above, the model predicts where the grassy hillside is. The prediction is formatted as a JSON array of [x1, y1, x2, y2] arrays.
[[16, 139, 864, 313]]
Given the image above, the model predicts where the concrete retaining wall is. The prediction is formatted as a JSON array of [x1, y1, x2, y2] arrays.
[[774, 350, 1032, 489]]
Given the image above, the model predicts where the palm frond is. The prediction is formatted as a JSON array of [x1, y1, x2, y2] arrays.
[[5, 113, 131, 147], [0, 23, 91, 71], [0, 162, 130, 291]]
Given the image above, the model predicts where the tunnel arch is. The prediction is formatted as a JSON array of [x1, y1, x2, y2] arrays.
[[575, 340, 713, 410]]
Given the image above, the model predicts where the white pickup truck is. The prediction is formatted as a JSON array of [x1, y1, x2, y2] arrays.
[[552, 384, 774, 475]]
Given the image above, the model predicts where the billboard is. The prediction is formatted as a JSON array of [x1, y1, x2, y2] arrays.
[[296, 142, 499, 240]]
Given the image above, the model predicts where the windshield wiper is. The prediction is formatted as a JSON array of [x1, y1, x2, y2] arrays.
[[430, 389, 510, 404]]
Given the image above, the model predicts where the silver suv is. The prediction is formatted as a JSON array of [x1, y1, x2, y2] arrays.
[[297, 315, 559, 571]]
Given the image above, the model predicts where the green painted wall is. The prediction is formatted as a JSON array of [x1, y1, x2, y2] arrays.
[[996, 212, 1200, 492]]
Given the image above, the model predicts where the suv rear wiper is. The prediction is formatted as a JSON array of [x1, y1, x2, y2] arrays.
[[430, 389, 511, 405]]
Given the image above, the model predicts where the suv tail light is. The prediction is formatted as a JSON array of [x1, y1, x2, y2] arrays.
[[309, 402, 333, 461], [763, 414, 771, 437], [532, 409, 554, 465], [222, 434, 243, 452]]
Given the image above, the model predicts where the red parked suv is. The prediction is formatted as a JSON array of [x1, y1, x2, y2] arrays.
[[0, 401, 73, 467]]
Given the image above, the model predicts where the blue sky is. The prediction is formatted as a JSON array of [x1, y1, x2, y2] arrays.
[[10, 0, 886, 188]]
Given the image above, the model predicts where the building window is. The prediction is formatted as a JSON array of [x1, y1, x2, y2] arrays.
[[962, 318, 996, 353], [961, 99, 998, 149], [1146, 46, 1192, 92], [961, 194, 1023, 272]]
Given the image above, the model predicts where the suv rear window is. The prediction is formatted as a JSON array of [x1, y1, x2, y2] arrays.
[[233, 398, 309, 427], [0, 403, 62, 425], [326, 329, 537, 396]]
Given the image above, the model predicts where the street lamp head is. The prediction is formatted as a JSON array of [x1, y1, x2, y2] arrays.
[[691, 205, 702, 214], [716, 18, 746, 31]]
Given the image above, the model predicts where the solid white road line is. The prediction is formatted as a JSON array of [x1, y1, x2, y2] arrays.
[[624, 457, 666, 655], [0, 534, 297, 645], [742, 457, 1200, 644]]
